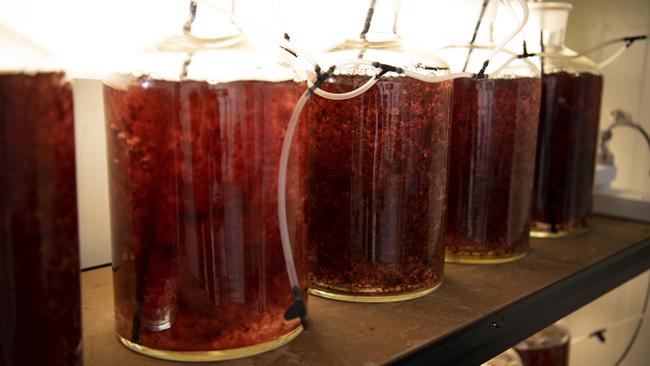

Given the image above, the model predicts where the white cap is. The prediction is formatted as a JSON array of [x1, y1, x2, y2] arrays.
[[527, 2, 572, 32]]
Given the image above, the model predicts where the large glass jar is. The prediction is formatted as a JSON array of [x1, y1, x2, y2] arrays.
[[442, 0, 541, 264], [527, 2, 603, 238], [306, 0, 452, 302], [104, 2, 308, 361], [514, 324, 570, 366], [0, 25, 82, 365]]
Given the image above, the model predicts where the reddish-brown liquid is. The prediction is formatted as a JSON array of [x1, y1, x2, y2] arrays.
[[0, 72, 81, 366], [306, 75, 451, 297], [531, 72, 603, 235], [104, 76, 308, 351], [446, 77, 541, 261], [516, 342, 569, 366]]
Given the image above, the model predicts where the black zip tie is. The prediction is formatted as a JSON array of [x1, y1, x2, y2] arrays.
[[183, 1, 198, 34], [590, 329, 607, 343], [518, 52, 537, 59], [540, 30, 546, 76], [372, 62, 403, 78], [305, 65, 334, 96], [279, 32, 298, 58], [624, 35, 647, 48], [359, 0, 377, 40], [522, 40, 529, 57], [414, 63, 449, 71], [475, 60, 490, 79], [284, 286, 308, 329]]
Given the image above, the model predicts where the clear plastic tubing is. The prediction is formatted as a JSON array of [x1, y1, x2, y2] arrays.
[[492, 34, 649, 74]]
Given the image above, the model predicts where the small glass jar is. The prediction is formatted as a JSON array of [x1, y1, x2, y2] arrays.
[[515, 324, 570, 366], [527, 2, 603, 238], [0, 25, 82, 365], [104, 2, 308, 361], [306, 0, 452, 302], [442, 0, 541, 263]]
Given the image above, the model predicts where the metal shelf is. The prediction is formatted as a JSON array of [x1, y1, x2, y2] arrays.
[[82, 215, 650, 366]]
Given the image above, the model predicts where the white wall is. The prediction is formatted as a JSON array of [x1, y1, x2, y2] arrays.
[[566, 0, 650, 197], [72, 79, 111, 268]]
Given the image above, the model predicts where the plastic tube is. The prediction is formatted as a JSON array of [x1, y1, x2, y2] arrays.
[[577, 34, 648, 59], [491, 34, 648, 73], [597, 44, 627, 69], [277, 89, 311, 291], [482, 0, 529, 72]]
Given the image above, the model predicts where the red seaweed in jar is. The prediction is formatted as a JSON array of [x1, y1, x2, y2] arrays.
[[531, 72, 603, 237], [0, 72, 81, 366], [515, 324, 570, 366], [446, 77, 541, 263], [103, 75, 308, 358], [306, 75, 452, 302]]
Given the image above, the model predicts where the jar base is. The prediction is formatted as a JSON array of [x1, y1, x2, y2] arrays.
[[530, 227, 589, 239], [445, 250, 527, 264], [117, 325, 303, 362], [308, 281, 442, 303]]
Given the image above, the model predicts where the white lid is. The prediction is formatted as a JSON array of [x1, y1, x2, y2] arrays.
[[527, 2, 572, 33]]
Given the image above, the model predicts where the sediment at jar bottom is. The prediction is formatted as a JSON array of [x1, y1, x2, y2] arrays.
[[446, 77, 541, 262], [531, 72, 603, 237], [0, 72, 82, 366], [306, 75, 452, 300], [104, 76, 308, 355]]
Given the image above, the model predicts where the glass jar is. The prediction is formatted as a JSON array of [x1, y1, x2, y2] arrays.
[[527, 2, 603, 238], [104, 2, 308, 361], [442, 0, 541, 263], [514, 324, 570, 366], [0, 25, 82, 365], [306, 0, 452, 302]]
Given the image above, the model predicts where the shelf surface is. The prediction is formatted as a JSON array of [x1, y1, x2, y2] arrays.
[[81, 216, 650, 366]]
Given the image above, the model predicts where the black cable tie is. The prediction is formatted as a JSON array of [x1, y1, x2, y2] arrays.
[[372, 62, 404, 78], [279, 32, 298, 58], [414, 62, 449, 71], [360, 6, 375, 39], [590, 329, 607, 343], [624, 35, 647, 48], [281, 46, 298, 58], [307, 65, 335, 96], [522, 40, 529, 57], [518, 52, 537, 59], [284, 286, 308, 329], [475, 60, 490, 79]]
